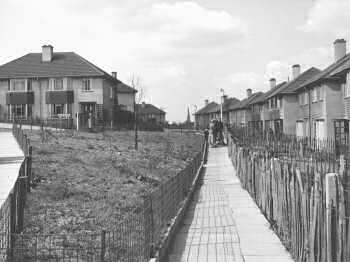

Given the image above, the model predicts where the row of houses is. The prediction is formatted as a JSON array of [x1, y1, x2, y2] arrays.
[[195, 39, 350, 144], [0, 45, 166, 128]]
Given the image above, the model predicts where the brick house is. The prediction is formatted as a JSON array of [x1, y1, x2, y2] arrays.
[[136, 102, 166, 126], [294, 39, 350, 142], [0, 45, 136, 128], [263, 67, 321, 136], [194, 100, 219, 129], [228, 90, 263, 127]]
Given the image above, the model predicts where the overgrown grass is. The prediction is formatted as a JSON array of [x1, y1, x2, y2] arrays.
[[23, 129, 203, 235]]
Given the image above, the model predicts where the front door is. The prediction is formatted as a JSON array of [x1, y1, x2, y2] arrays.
[[80, 103, 95, 128]]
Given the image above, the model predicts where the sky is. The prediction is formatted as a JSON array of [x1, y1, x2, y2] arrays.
[[1, 0, 350, 122]]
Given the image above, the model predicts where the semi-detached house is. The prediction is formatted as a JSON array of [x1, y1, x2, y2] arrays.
[[0, 45, 136, 128], [294, 39, 350, 143]]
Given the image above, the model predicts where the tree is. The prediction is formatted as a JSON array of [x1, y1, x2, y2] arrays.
[[129, 74, 145, 150]]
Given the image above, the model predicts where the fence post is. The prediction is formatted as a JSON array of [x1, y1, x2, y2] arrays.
[[8, 192, 15, 259], [100, 229, 106, 262], [325, 173, 337, 262]]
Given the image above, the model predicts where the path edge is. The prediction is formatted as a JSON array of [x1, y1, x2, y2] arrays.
[[149, 142, 208, 262]]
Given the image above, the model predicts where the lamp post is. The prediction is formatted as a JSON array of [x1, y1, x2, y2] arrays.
[[220, 88, 225, 122]]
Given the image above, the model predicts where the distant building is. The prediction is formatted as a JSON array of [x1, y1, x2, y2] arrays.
[[136, 102, 166, 126], [194, 100, 219, 129], [0, 45, 136, 128]]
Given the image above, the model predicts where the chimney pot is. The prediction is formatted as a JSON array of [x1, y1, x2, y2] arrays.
[[111, 72, 117, 78], [334, 39, 347, 62], [292, 64, 301, 79], [269, 78, 276, 89], [42, 45, 53, 62], [246, 88, 252, 98]]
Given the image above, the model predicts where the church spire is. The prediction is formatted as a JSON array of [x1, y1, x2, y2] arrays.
[[186, 106, 191, 123]]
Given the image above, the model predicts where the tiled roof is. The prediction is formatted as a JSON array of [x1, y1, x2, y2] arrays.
[[248, 82, 287, 105], [222, 97, 240, 112], [195, 102, 219, 115], [277, 67, 322, 94], [229, 92, 263, 110], [137, 103, 166, 115], [0, 52, 109, 79], [117, 82, 137, 93], [298, 54, 350, 89], [0, 51, 137, 93]]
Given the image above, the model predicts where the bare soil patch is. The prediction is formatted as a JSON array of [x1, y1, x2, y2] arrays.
[[23, 129, 203, 235]]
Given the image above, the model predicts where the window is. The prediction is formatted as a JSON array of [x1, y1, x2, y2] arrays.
[[346, 73, 350, 97], [304, 92, 309, 105], [54, 78, 63, 90], [110, 86, 113, 99], [312, 88, 317, 102], [296, 121, 304, 137], [314, 120, 325, 139], [27, 80, 32, 91], [52, 104, 65, 116], [279, 97, 283, 108], [11, 104, 26, 118], [82, 79, 91, 91], [334, 120, 349, 145], [11, 79, 26, 92]]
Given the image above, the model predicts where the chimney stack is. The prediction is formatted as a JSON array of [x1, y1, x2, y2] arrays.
[[269, 78, 276, 89], [141, 102, 146, 108], [292, 64, 301, 79], [334, 39, 347, 62], [42, 45, 53, 62], [205, 99, 209, 106], [246, 88, 252, 98], [111, 72, 117, 78], [222, 95, 228, 103]]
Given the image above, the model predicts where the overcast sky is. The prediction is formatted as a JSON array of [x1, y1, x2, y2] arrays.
[[0, 0, 349, 122]]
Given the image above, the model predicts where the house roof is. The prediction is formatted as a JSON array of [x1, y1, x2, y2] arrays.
[[137, 103, 166, 115], [222, 97, 240, 112], [229, 92, 263, 111], [277, 67, 322, 95], [298, 54, 350, 90], [0, 51, 137, 93], [0, 52, 110, 79], [195, 102, 219, 115], [117, 82, 137, 93]]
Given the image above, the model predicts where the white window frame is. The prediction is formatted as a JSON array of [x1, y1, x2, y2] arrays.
[[110, 86, 113, 99], [10, 79, 26, 92], [346, 73, 350, 97], [312, 88, 317, 103], [53, 78, 64, 91], [304, 92, 309, 105]]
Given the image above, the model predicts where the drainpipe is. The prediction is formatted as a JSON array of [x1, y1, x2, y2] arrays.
[[308, 88, 312, 140]]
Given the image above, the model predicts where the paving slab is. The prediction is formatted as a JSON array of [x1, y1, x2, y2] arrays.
[[166, 146, 293, 262]]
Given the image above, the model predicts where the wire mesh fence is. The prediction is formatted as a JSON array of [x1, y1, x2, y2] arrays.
[[0, 123, 208, 262], [228, 128, 350, 262]]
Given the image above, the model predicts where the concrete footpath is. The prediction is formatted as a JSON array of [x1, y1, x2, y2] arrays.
[[0, 132, 24, 207], [166, 146, 293, 262]]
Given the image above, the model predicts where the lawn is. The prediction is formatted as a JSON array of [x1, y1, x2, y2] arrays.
[[22, 129, 203, 235]]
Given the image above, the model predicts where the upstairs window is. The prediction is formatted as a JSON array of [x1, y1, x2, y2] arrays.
[[54, 78, 63, 90], [82, 79, 91, 91], [304, 92, 309, 105], [312, 88, 317, 102], [346, 73, 350, 97], [11, 79, 26, 92]]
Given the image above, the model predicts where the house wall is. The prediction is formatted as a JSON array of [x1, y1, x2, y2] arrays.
[[324, 82, 344, 139], [0, 81, 8, 120], [282, 95, 298, 135], [118, 93, 135, 112]]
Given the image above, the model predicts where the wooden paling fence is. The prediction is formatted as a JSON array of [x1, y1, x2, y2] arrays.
[[228, 135, 350, 262], [0, 125, 208, 262]]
